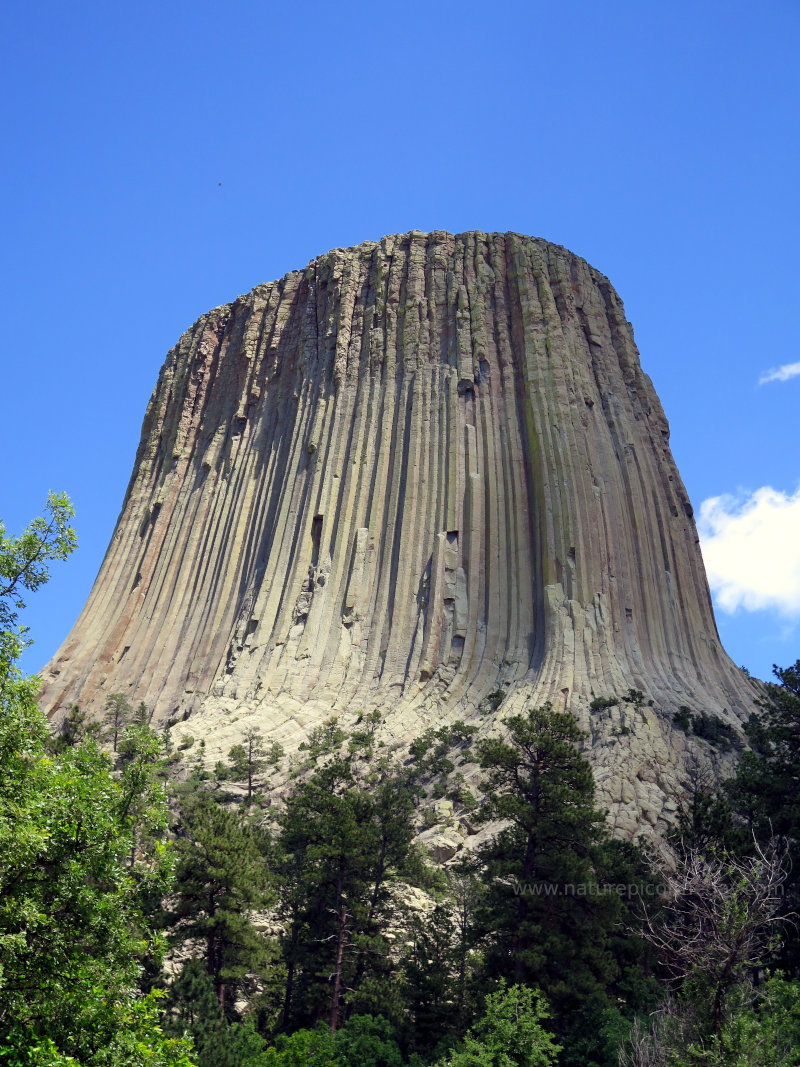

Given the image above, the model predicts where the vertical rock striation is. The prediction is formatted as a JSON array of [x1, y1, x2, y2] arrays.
[[40, 232, 758, 835]]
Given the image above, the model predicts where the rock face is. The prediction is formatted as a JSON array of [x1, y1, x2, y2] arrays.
[[40, 231, 758, 835]]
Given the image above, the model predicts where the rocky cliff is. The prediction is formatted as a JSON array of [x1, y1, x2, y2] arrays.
[[40, 231, 758, 836]]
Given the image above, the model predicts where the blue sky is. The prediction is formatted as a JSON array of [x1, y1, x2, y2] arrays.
[[2, 0, 799, 684]]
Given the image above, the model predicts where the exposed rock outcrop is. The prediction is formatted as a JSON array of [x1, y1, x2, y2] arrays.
[[39, 231, 758, 836]]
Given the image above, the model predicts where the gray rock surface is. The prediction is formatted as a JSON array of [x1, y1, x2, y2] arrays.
[[39, 231, 759, 836]]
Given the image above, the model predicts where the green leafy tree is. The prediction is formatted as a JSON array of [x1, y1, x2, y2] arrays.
[[436, 981, 561, 1066], [722, 973, 800, 1066], [263, 1023, 337, 1066], [0, 496, 195, 1065], [0, 492, 77, 647], [262, 1014, 405, 1067], [334, 1014, 405, 1066]]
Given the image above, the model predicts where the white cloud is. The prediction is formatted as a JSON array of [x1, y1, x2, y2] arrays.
[[698, 485, 800, 617], [758, 361, 800, 385]]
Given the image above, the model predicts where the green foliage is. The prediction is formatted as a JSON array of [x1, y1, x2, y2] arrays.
[[165, 961, 268, 1067], [227, 744, 248, 771], [590, 696, 618, 711], [48, 702, 100, 753], [623, 689, 645, 707], [481, 690, 506, 713], [473, 705, 622, 1008], [334, 1015, 405, 1066], [671, 707, 739, 749], [718, 660, 800, 973], [0, 492, 76, 651], [721, 973, 800, 1066], [226, 726, 268, 800], [0, 497, 196, 1065], [673, 706, 692, 732], [263, 1023, 337, 1065], [690, 712, 739, 750], [267, 741, 285, 766], [166, 789, 275, 1007], [0, 721, 186, 1060], [276, 758, 421, 1030], [348, 710, 384, 759], [402, 866, 486, 1059], [436, 981, 561, 1066], [300, 716, 347, 760], [556, 991, 630, 1067], [622, 975, 800, 1066], [403, 903, 467, 1057], [103, 692, 134, 753], [262, 1013, 408, 1065], [407, 722, 476, 781]]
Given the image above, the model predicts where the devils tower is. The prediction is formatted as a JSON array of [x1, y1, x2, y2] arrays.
[[40, 231, 757, 836]]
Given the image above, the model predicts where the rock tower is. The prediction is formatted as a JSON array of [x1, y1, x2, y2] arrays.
[[40, 231, 757, 835]]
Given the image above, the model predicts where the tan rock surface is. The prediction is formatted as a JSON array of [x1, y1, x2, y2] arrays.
[[39, 231, 759, 835]]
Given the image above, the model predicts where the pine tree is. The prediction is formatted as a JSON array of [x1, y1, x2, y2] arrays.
[[104, 691, 133, 752], [165, 960, 268, 1067], [403, 902, 464, 1059], [276, 757, 420, 1032], [167, 789, 275, 1013], [228, 725, 268, 801], [277, 758, 377, 1030], [720, 659, 800, 974], [473, 705, 623, 1017]]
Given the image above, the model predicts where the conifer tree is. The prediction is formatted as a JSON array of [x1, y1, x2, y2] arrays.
[[473, 705, 623, 1018], [50, 701, 100, 751], [165, 960, 269, 1067], [228, 725, 268, 801], [276, 757, 420, 1032], [715, 659, 800, 974], [403, 902, 464, 1059], [277, 757, 377, 1030], [104, 691, 133, 752], [167, 789, 275, 1013]]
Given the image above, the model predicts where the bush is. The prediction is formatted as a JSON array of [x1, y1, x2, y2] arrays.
[[590, 696, 618, 711], [437, 981, 561, 1066]]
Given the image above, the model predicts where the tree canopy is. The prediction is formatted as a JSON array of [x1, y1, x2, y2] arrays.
[[0, 496, 195, 1066]]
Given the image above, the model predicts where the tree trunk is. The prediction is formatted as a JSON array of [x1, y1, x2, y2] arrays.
[[512, 773, 541, 981], [281, 913, 300, 1029], [346, 844, 387, 1016], [329, 902, 348, 1033]]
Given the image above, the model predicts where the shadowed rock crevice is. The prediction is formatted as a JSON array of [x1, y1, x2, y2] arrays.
[[39, 231, 758, 835]]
